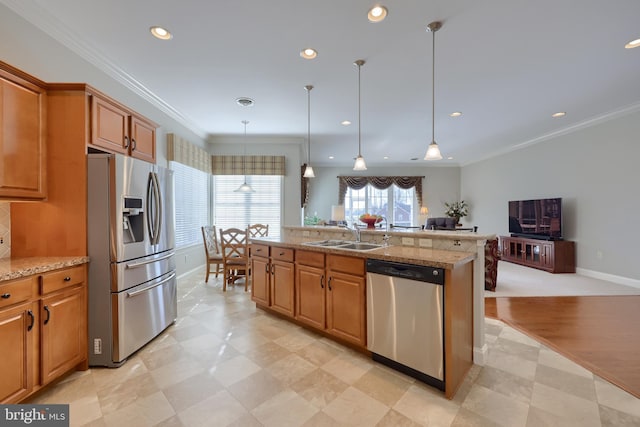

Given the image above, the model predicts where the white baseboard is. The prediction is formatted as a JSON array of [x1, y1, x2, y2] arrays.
[[576, 268, 640, 289], [473, 344, 488, 366]]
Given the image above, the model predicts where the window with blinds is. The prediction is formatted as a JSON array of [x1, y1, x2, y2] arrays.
[[170, 161, 210, 248], [213, 175, 282, 239], [344, 184, 416, 226]]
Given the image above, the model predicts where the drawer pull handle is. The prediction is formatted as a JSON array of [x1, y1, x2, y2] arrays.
[[320, 275, 324, 289], [279, 252, 285, 256], [1, 293, 10, 299], [124, 135, 130, 149], [328, 277, 332, 291], [64, 276, 72, 282], [44, 306, 51, 325], [27, 310, 35, 331]]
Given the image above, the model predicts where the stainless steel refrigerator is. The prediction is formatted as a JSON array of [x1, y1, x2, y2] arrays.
[[87, 153, 177, 367]]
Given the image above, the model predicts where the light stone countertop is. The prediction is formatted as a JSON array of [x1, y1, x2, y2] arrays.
[[0, 256, 90, 282], [252, 236, 475, 270]]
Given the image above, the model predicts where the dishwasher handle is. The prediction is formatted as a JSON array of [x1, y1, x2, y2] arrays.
[[366, 259, 444, 285]]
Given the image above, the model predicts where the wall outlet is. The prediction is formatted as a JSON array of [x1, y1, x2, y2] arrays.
[[93, 338, 102, 355], [401, 237, 415, 246], [419, 238, 432, 248]]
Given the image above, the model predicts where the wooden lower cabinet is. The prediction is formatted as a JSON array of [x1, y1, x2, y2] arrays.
[[0, 264, 88, 404], [295, 250, 366, 348], [40, 284, 86, 385], [251, 248, 270, 306], [0, 301, 37, 403], [251, 245, 295, 317]]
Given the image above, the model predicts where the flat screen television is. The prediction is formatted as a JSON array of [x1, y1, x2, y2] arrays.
[[508, 198, 563, 240]]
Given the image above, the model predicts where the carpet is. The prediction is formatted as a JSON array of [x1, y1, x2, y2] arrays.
[[485, 261, 640, 298]]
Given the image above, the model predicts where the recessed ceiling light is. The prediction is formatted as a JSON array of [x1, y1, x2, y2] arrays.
[[368, 5, 388, 23], [150, 26, 172, 40], [329, 156, 334, 160], [341, 120, 351, 126], [236, 97, 255, 107], [383, 156, 389, 160], [447, 156, 454, 160], [625, 38, 640, 49], [552, 112, 566, 118], [450, 111, 462, 117], [300, 48, 318, 59]]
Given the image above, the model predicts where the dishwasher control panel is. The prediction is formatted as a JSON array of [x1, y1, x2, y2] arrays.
[[366, 259, 444, 285]]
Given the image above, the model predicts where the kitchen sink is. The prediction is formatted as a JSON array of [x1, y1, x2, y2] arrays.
[[337, 243, 384, 251], [303, 239, 352, 247], [303, 240, 384, 251]]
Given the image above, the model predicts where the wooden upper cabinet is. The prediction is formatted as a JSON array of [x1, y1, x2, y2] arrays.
[[130, 115, 156, 162], [91, 95, 129, 155], [90, 94, 157, 163], [0, 65, 47, 200]]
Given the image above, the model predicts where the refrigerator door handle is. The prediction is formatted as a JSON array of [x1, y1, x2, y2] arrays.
[[146, 172, 162, 245], [125, 251, 176, 269], [126, 272, 176, 297], [152, 172, 163, 245]]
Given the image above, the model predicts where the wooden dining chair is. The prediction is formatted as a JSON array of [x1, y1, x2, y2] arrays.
[[247, 223, 269, 238], [219, 227, 250, 292], [201, 226, 224, 283]]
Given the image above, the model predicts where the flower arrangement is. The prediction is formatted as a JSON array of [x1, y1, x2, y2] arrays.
[[444, 200, 469, 222]]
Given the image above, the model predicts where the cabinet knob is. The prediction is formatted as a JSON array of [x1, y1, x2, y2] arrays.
[[1, 293, 10, 299], [64, 276, 71, 282]]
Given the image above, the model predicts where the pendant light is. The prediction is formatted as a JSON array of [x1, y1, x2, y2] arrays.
[[303, 85, 315, 178], [353, 59, 367, 171], [424, 21, 443, 161], [234, 120, 255, 193]]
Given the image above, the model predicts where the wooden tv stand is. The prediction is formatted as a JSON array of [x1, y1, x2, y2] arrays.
[[500, 235, 575, 273]]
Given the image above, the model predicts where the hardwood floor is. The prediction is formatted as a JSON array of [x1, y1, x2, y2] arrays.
[[485, 295, 640, 399]]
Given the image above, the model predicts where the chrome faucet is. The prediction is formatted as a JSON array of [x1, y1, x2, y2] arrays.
[[341, 223, 361, 242]]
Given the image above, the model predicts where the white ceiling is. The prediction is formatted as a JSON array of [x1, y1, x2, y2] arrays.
[[5, 0, 640, 166]]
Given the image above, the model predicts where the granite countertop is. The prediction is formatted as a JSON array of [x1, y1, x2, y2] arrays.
[[285, 225, 496, 242], [252, 236, 475, 269], [0, 256, 90, 282]]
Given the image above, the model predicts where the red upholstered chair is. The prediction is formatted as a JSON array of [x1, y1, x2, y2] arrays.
[[485, 238, 501, 291]]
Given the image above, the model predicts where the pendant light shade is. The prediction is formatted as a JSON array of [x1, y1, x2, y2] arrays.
[[424, 21, 443, 161], [353, 59, 367, 171], [234, 120, 255, 193], [303, 85, 315, 178]]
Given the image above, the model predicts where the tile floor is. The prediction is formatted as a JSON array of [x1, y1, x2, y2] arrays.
[[28, 272, 640, 426]]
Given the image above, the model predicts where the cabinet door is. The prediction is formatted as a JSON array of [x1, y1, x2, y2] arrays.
[[130, 115, 156, 163], [91, 95, 129, 155], [0, 70, 47, 199], [270, 260, 295, 317], [540, 243, 554, 270], [0, 301, 37, 403], [40, 285, 86, 385], [326, 271, 366, 347], [295, 264, 325, 329], [251, 256, 270, 306]]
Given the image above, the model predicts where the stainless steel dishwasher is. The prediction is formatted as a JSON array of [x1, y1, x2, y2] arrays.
[[366, 259, 444, 391]]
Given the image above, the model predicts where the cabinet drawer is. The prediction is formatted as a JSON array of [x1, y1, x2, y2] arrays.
[[296, 250, 325, 268], [271, 247, 294, 262], [0, 276, 36, 309], [327, 254, 365, 276], [251, 244, 270, 258], [41, 265, 85, 295]]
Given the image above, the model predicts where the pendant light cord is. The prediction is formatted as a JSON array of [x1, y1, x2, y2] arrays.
[[242, 120, 248, 178], [431, 26, 436, 144], [358, 62, 362, 156], [306, 85, 312, 163]]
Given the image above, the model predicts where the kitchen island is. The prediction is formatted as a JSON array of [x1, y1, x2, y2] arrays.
[[250, 227, 489, 399]]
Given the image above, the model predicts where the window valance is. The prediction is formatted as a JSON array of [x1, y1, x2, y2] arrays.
[[211, 155, 286, 176], [338, 176, 424, 207], [167, 133, 212, 174]]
